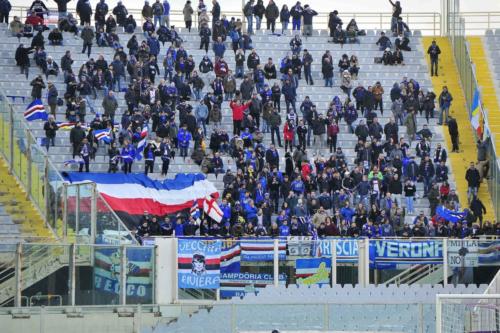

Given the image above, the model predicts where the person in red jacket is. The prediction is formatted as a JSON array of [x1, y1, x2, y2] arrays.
[[25, 11, 44, 26], [229, 99, 251, 135], [301, 160, 311, 180], [214, 57, 229, 77], [283, 120, 294, 153]]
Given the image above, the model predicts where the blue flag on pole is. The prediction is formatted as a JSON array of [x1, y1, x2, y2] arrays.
[[24, 99, 48, 121]]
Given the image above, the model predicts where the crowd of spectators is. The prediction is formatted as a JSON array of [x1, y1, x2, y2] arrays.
[[6, 0, 495, 242]]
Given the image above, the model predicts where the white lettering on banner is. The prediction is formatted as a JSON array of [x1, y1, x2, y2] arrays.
[[179, 240, 219, 253], [127, 285, 146, 297], [411, 242, 422, 257], [399, 242, 410, 257], [181, 274, 220, 287], [375, 241, 443, 258]]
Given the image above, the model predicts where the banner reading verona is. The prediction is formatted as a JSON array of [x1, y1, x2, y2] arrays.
[[178, 239, 221, 289], [370, 240, 443, 269]]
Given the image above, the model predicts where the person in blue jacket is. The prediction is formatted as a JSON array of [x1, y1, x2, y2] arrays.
[[212, 36, 226, 58], [177, 124, 192, 159]]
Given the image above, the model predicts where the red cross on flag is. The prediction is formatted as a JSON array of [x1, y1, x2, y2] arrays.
[[203, 195, 223, 223]]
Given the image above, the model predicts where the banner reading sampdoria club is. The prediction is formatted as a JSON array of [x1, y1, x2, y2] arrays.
[[178, 239, 221, 289]]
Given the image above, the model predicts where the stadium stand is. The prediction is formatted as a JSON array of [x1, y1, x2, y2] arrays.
[[0, 22, 461, 235], [423, 36, 495, 222]]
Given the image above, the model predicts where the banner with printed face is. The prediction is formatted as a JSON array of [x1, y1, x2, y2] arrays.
[[178, 239, 221, 289], [370, 240, 444, 269]]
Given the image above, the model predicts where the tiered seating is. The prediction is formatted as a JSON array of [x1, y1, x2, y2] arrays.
[[0, 26, 456, 223], [161, 284, 487, 333]]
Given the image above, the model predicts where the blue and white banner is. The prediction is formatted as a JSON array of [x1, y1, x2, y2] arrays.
[[240, 237, 286, 262], [370, 240, 443, 269], [178, 239, 221, 289], [220, 272, 287, 298], [94, 247, 153, 299], [295, 258, 331, 285], [478, 240, 500, 266]]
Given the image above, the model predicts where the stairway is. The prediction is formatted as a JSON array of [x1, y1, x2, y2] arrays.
[[0, 159, 55, 240], [467, 36, 500, 149], [384, 263, 453, 285], [421, 37, 495, 221]]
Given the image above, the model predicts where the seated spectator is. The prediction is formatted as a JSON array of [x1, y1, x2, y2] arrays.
[[25, 11, 46, 31], [349, 55, 359, 79], [289, 34, 301, 54], [393, 48, 404, 65], [395, 34, 411, 51], [48, 27, 63, 45], [338, 54, 350, 73], [124, 15, 137, 33], [332, 25, 345, 45], [382, 48, 393, 65], [58, 13, 79, 35], [10, 16, 26, 40], [42, 56, 59, 79], [376, 31, 392, 51], [345, 19, 360, 44]]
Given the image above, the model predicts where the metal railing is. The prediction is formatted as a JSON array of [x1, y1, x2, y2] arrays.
[[0, 243, 156, 307], [10, 5, 442, 35], [0, 86, 134, 243], [449, 8, 500, 221]]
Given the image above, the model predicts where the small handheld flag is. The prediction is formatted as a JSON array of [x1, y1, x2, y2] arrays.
[[94, 128, 111, 144], [24, 99, 48, 121]]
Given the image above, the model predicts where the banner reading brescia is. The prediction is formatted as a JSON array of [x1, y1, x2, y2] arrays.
[[370, 240, 443, 269], [178, 239, 221, 289]]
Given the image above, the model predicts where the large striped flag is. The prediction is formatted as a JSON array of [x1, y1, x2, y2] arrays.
[[24, 99, 48, 121], [63, 173, 219, 225], [470, 89, 483, 138]]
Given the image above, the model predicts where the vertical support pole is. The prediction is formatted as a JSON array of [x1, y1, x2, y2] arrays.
[[419, 303, 424, 333], [68, 244, 76, 306], [364, 238, 370, 286], [90, 183, 97, 244], [26, 129, 32, 199], [443, 239, 448, 286], [174, 238, 179, 303], [9, 106, 13, 172], [120, 245, 127, 305], [62, 184, 68, 241], [231, 303, 237, 333], [14, 243, 22, 307], [436, 295, 442, 333], [75, 185, 80, 236], [44, 156, 49, 227], [330, 239, 337, 286], [273, 239, 279, 287]]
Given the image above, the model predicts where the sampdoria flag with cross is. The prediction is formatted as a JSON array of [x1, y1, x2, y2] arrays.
[[203, 195, 223, 223], [24, 99, 48, 121], [470, 89, 484, 138]]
